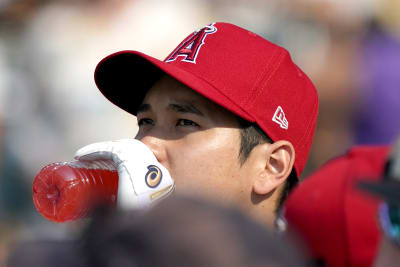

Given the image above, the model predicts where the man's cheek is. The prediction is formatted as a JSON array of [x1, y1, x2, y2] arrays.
[[174, 161, 208, 184]]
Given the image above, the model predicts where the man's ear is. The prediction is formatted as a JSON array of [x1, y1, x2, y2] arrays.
[[252, 140, 295, 195]]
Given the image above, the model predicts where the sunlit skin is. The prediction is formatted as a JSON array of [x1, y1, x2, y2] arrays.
[[135, 75, 294, 227]]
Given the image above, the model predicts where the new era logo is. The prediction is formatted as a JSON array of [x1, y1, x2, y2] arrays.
[[272, 106, 289, 130]]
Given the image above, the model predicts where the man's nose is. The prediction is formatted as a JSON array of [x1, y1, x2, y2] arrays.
[[138, 135, 168, 166]]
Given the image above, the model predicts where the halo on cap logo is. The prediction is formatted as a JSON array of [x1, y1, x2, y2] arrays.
[[145, 165, 163, 188]]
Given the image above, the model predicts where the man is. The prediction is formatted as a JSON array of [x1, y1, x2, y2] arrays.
[[359, 137, 400, 267], [80, 22, 318, 228]]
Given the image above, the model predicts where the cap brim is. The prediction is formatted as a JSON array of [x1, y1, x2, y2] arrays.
[[358, 179, 400, 205], [94, 50, 254, 121]]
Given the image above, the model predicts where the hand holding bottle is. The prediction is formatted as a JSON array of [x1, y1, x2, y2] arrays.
[[74, 139, 175, 210], [33, 139, 175, 222]]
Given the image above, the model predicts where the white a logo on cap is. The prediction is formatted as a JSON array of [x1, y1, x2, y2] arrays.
[[165, 23, 217, 64], [272, 106, 289, 130]]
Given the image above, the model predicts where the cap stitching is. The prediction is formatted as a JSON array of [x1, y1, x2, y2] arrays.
[[244, 47, 284, 107]]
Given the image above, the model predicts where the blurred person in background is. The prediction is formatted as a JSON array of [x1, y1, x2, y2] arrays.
[[283, 145, 390, 267], [359, 136, 400, 267], [81, 195, 311, 267], [5, 239, 84, 267], [6, 195, 311, 267]]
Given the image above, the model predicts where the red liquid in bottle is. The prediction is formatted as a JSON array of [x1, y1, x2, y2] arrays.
[[32, 160, 118, 222]]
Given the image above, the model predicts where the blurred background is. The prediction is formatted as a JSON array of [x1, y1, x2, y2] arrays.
[[0, 0, 399, 265]]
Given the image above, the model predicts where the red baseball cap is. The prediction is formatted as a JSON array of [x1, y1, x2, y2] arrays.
[[94, 22, 319, 176], [359, 137, 400, 206], [283, 146, 390, 267]]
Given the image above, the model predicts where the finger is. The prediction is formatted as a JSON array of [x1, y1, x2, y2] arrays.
[[74, 141, 116, 161], [117, 163, 140, 209], [75, 139, 157, 163]]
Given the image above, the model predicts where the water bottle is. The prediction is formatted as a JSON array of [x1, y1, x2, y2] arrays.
[[32, 160, 118, 223]]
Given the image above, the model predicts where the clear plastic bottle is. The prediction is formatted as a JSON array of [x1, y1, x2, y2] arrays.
[[32, 160, 118, 223]]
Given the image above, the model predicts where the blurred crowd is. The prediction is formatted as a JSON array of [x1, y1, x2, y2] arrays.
[[0, 0, 400, 266]]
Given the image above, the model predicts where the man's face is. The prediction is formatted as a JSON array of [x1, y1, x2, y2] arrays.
[[135, 75, 255, 207]]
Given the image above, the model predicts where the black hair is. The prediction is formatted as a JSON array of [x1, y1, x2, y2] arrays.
[[237, 117, 298, 212]]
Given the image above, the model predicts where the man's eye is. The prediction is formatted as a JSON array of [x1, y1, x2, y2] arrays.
[[176, 119, 199, 127], [137, 118, 153, 126]]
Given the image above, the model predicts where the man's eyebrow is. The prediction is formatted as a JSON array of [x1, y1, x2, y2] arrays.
[[136, 104, 151, 114], [168, 103, 204, 116]]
